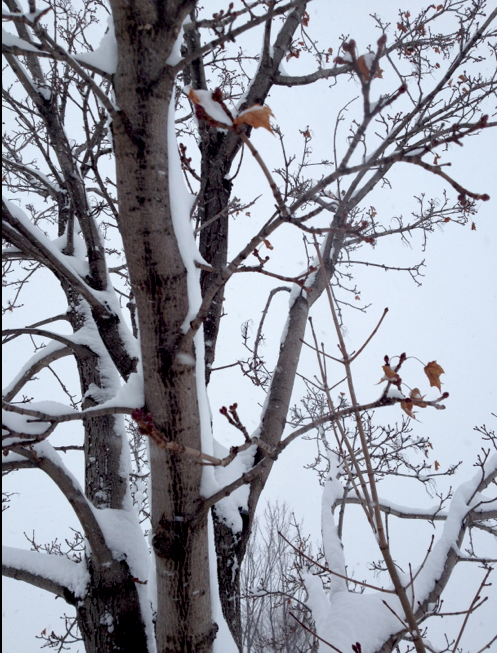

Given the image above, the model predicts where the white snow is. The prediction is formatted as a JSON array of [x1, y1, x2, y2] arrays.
[[211, 442, 257, 532], [2, 28, 42, 54], [2, 409, 51, 438], [75, 16, 118, 75], [186, 87, 234, 126], [90, 504, 156, 650], [305, 453, 497, 651], [2, 546, 90, 597], [321, 463, 347, 596], [2, 340, 67, 399]]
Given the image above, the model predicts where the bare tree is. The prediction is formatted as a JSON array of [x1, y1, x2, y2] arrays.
[[240, 503, 318, 653], [2, 1, 496, 652]]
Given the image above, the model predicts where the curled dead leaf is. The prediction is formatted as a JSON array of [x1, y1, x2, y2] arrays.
[[424, 361, 445, 391], [356, 55, 384, 80], [378, 364, 400, 384], [434, 460, 440, 471], [233, 105, 274, 133], [188, 87, 200, 105], [410, 388, 427, 407], [400, 398, 417, 419]]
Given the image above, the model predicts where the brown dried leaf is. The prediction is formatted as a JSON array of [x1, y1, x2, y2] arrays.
[[356, 55, 383, 80], [401, 399, 417, 419], [378, 365, 400, 384], [434, 460, 440, 471], [410, 388, 427, 407], [424, 361, 445, 391], [188, 88, 200, 105], [233, 105, 274, 133]]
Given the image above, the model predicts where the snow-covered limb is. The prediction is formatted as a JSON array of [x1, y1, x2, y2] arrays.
[[2, 341, 71, 402], [304, 455, 497, 653], [2, 199, 110, 312], [6, 443, 115, 568], [2, 545, 89, 603], [334, 495, 448, 523]]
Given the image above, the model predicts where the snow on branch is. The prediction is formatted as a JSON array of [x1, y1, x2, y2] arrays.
[[2, 199, 112, 312], [2, 341, 72, 402], [5, 443, 114, 568], [2, 545, 89, 603]]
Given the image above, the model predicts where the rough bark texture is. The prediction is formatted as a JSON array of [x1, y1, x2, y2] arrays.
[[109, 2, 215, 650], [77, 559, 149, 653]]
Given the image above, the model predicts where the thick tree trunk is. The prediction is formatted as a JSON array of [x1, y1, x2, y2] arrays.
[[77, 559, 149, 653], [110, 3, 214, 651]]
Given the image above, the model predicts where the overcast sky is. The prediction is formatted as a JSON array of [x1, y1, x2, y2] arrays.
[[3, 1, 496, 651]]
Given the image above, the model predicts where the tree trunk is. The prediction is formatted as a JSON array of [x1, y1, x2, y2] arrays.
[[77, 559, 149, 653], [110, 3, 215, 650]]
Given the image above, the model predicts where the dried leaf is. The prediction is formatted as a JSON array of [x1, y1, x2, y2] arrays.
[[356, 55, 383, 80], [401, 399, 417, 419], [410, 388, 427, 407], [378, 365, 400, 384], [233, 105, 274, 133], [434, 460, 440, 471], [262, 239, 273, 250], [357, 55, 370, 79], [383, 365, 398, 379], [424, 361, 445, 391], [188, 87, 200, 105], [471, 222, 477, 230]]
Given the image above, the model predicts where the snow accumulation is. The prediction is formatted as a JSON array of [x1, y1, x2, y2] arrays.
[[321, 464, 347, 596], [2, 340, 67, 398], [186, 87, 234, 127], [212, 442, 257, 533], [306, 454, 497, 652], [98, 505, 158, 652], [2, 409, 51, 439], [2, 546, 90, 597], [75, 16, 117, 75], [2, 28, 42, 54]]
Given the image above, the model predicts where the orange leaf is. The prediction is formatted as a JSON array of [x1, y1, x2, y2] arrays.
[[262, 239, 273, 250], [401, 399, 418, 419], [378, 365, 400, 384], [424, 361, 445, 391], [233, 105, 274, 133], [188, 88, 200, 105], [357, 55, 370, 79], [410, 388, 427, 407]]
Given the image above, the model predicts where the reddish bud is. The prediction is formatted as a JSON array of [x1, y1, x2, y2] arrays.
[[219, 406, 228, 416], [131, 408, 143, 421]]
